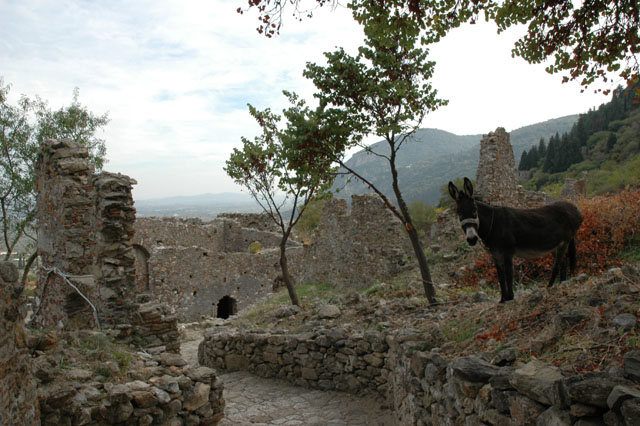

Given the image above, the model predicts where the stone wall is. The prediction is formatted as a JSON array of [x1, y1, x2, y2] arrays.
[[0, 262, 39, 425], [561, 172, 588, 201], [34, 139, 138, 329], [134, 215, 303, 322], [300, 194, 413, 287], [34, 139, 179, 353], [38, 351, 224, 425], [198, 326, 640, 426], [134, 193, 412, 321], [476, 128, 521, 207]]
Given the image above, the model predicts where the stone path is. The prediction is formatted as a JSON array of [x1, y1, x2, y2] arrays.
[[181, 331, 394, 426]]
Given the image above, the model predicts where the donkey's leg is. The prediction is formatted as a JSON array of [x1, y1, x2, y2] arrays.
[[568, 238, 577, 277], [504, 255, 515, 301], [548, 242, 568, 287], [493, 254, 509, 303]]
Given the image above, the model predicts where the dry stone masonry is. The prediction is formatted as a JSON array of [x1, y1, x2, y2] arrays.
[[301, 194, 413, 287], [476, 128, 549, 208], [198, 325, 640, 426], [34, 139, 180, 354], [0, 262, 39, 425], [134, 193, 413, 321]]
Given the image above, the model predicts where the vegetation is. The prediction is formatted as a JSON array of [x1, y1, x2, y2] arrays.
[[241, 0, 639, 92], [0, 78, 109, 283], [302, 1, 447, 303], [225, 92, 337, 306], [519, 81, 640, 196]]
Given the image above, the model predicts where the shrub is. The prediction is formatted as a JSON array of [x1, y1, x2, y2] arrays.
[[248, 241, 262, 254], [459, 189, 640, 287]]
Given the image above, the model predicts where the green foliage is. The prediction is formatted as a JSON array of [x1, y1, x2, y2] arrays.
[[407, 200, 437, 235], [248, 241, 262, 254], [1, 79, 108, 269], [294, 196, 328, 242], [225, 92, 341, 306], [243, 0, 639, 93]]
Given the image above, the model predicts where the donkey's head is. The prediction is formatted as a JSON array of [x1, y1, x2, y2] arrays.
[[448, 177, 479, 246]]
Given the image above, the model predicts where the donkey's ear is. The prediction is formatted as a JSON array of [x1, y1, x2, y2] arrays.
[[448, 181, 459, 200], [463, 177, 474, 197]]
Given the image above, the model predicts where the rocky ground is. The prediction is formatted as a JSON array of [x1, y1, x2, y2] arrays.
[[224, 257, 640, 379]]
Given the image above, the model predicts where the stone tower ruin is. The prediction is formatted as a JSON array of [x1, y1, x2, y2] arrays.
[[475, 127, 520, 207]]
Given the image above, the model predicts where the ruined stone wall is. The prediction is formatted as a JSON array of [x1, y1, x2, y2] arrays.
[[300, 194, 413, 287], [145, 245, 302, 321], [218, 212, 279, 232], [561, 172, 588, 201], [134, 215, 304, 321], [135, 194, 411, 320], [475, 128, 520, 207], [0, 262, 39, 425], [199, 325, 640, 426], [34, 139, 178, 353]]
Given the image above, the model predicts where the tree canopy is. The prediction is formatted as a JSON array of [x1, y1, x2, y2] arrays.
[[1, 78, 108, 281], [225, 92, 339, 305], [240, 0, 639, 92]]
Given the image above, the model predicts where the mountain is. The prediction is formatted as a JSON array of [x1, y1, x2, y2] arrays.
[[134, 192, 261, 218], [331, 115, 579, 205]]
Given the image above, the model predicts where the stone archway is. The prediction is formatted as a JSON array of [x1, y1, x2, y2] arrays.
[[216, 295, 237, 319]]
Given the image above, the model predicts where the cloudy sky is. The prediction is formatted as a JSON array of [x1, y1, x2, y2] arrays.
[[1, 0, 618, 200]]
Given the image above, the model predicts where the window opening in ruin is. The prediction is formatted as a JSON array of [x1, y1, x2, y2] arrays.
[[216, 296, 237, 319]]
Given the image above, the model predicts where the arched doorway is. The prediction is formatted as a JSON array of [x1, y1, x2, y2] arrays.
[[216, 296, 237, 319]]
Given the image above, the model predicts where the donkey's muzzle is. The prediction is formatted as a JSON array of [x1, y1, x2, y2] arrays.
[[467, 236, 478, 246]]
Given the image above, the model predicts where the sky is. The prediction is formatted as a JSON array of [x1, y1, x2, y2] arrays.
[[0, 0, 621, 200]]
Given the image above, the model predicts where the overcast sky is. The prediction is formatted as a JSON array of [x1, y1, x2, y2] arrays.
[[1, 0, 619, 200]]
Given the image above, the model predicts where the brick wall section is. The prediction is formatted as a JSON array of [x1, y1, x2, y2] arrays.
[[0, 262, 39, 425], [300, 194, 413, 287]]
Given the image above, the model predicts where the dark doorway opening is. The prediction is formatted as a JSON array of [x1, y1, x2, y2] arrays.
[[216, 296, 237, 319]]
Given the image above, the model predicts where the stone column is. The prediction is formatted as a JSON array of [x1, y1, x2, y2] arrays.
[[475, 128, 520, 207], [34, 139, 99, 328]]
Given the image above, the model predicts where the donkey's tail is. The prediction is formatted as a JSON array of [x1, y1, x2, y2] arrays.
[[568, 238, 577, 276]]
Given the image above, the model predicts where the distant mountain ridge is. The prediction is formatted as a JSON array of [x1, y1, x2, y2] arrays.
[[135, 115, 580, 218], [332, 115, 579, 205]]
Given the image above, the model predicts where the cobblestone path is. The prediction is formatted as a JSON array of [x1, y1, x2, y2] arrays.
[[181, 333, 394, 426]]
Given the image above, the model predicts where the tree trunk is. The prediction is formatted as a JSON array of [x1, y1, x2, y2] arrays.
[[279, 239, 300, 306], [389, 147, 438, 304], [21, 250, 38, 287]]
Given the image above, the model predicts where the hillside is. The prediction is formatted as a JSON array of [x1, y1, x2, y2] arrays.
[[331, 115, 578, 205]]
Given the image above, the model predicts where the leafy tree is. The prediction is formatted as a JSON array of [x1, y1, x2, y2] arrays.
[[302, 1, 446, 304], [0, 78, 108, 284], [241, 0, 639, 92], [225, 92, 338, 306]]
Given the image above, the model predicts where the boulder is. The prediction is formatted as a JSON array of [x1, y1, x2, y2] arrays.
[[510, 360, 563, 406]]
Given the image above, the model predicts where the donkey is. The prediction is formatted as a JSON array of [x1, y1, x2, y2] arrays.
[[448, 178, 583, 303]]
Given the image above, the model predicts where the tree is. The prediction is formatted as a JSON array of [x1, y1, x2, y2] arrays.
[[303, 1, 447, 303], [241, 0, 639, 93], [0, 78, 109, 284], [225, 92, 338, 306]]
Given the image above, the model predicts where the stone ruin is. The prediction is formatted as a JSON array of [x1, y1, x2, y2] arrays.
[[300, 195, 413, 287], [476, 127, 549, 208], [0, 262, 39, 425], [34, 139, 179, 353], [133, 193, 412, 322]]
